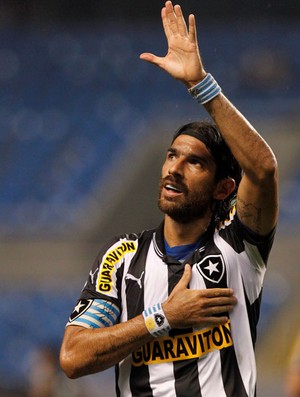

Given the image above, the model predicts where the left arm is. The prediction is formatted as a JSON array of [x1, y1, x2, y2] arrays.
[[203, 94, 278, 236], [140, 1, 278, 235]]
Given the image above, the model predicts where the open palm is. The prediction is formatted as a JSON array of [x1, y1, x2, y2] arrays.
[[140, 1, 206, 87]]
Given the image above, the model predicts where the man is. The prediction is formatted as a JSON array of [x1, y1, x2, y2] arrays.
[[286, 331, 300, 397], [60, 2, 278, 396]]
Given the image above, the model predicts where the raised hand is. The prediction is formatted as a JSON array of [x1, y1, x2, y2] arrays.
[[140, 1, 206, 88], [162, 264, 237, 328]]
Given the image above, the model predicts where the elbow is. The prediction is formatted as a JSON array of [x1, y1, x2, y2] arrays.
[[255, 154, 278, 184], [266, 153, 278, 174], [59, 349, 82, 379], [263, 157, 278, 180], [60, 345, 108, 379]]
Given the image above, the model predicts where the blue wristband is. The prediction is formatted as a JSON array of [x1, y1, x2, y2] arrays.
[[188, 73, 222, 104]]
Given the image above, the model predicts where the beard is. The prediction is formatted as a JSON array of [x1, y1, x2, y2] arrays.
[[158, 176, 215, 224]]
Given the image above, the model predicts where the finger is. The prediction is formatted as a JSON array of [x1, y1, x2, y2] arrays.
[[205, 294, 237, 305], [173, 264, 192, 291], [139, 52, 155, 62], [139, 53, 164, 68], [202, 288, 235, 298], [174, 5, 188, 37], [204, 304, 235, 316], [161, 6, 172, 40], [203, 315, 229, 326], [188, 14, 198, 45], [165, 0, 179, 35]]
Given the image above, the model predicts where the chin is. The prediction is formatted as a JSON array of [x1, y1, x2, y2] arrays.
[[158, 202, 198, 224]]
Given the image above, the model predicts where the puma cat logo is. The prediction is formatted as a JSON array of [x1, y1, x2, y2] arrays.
[[125, 271, 144, 289], [89, 268, 98, 284]]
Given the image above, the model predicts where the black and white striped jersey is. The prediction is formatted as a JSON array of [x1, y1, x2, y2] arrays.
[[67, 207, 275, 397]]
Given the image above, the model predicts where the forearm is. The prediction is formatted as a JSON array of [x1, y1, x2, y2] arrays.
[[60, 314, 153, 378], [203, 92, 277, 180], [202, 91, 278, 233], [60, 267, 238, 379]]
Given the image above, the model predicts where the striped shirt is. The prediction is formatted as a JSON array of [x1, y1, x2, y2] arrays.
[[67, 207, 275, 397]]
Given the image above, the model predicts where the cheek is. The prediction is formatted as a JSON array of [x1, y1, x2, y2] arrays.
[[190, 175, 215, 194], [161, 162, 169, 177]]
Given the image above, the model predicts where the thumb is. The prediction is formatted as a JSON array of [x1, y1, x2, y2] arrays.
[[139, 53, 164, 67], [173, 264, 192, 292]]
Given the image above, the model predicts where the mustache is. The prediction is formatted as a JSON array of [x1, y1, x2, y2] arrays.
[[160, 175, 188, 194]]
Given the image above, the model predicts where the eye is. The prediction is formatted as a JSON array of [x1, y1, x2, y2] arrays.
[[189, 157, 202, 166], [167, 151, 176, 160]]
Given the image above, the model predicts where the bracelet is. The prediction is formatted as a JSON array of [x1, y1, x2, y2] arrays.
[[143, 303, 171, 337], [188, 73, 222, 104]]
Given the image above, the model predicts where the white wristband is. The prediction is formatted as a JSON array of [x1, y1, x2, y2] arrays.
[[188, 73, 222, 104], [143, 303, 171, 337]]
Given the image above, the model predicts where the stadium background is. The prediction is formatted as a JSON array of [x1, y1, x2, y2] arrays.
[[0, 0, 299, 395]]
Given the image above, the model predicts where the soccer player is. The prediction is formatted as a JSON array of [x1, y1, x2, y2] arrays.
[[60, 2, 279, 396], [285, 331, 300, 397]]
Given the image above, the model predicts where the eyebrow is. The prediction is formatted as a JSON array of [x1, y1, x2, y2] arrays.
[[168, 146, 210, 162]]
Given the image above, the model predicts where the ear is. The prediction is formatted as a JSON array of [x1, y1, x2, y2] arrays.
[[213, 178, 236, 200]]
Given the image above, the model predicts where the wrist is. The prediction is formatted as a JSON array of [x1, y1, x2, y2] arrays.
[[143, 303, 171, 337], [185, 72, 208, 89], [188, 73, 222, 104]]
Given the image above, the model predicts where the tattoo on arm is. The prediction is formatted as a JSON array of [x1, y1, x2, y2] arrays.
[[237, 195, 262, 234]]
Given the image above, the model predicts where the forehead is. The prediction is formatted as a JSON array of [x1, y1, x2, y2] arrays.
[[170, 134, 213, 159]]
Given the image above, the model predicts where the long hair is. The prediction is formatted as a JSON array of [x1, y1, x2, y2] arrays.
[[172, 121, 242, 225]]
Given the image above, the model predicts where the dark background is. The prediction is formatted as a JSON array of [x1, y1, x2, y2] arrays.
[[2, 0, 300, 24], [0, 1, 299, 396]]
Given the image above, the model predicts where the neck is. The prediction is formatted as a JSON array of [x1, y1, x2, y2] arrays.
[[163, 214, 212, 247]]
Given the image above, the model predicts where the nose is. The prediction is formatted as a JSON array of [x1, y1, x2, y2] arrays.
[[168, 158, 184, 176]]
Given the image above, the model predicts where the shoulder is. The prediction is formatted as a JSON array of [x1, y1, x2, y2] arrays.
[[216, 206, 276, 261], [94, 228, 157, 258]]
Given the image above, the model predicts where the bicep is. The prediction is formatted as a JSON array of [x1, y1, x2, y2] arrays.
[[236, 173, 278, 236]]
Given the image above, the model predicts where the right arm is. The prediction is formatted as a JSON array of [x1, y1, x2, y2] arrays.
[[60, 314, 153, 378], [60, 265, 236, 378]]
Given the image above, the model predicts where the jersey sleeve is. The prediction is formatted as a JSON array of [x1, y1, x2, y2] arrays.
[[235, 214, 276, 265], [66, 298, 120, 328], [219, 206, 276, 265], [66, 234, 139, 328]]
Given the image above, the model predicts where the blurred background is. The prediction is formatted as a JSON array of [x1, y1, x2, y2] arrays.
[[0, 0, 299, 396]]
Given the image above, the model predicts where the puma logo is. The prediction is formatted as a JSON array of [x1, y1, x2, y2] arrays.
[[89, 268, 98, 284], [125, 271, 144, 289]]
